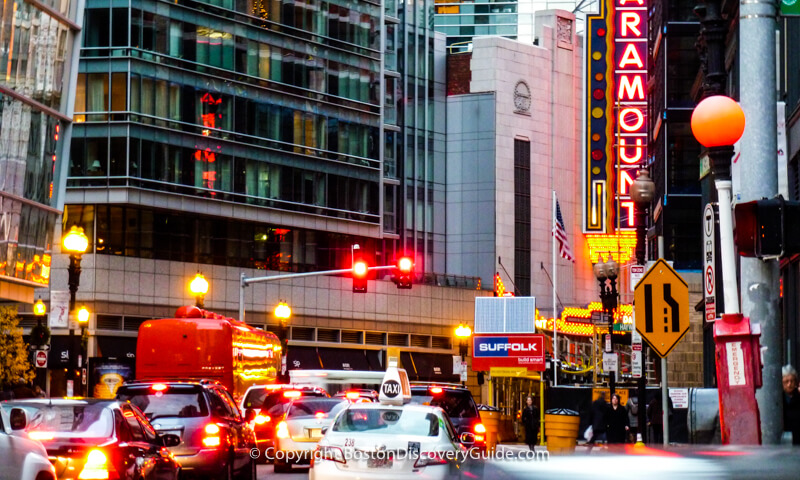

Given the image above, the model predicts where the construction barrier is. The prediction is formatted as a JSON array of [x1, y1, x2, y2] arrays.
[[544, 408, 580, 455]]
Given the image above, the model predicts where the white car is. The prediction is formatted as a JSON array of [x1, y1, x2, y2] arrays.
[[309, 403, 477, 480], [0, 406, 56, 480], [274, 397, 348, 473]]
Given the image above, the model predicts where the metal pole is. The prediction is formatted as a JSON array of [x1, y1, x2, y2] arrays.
[[553, 189, 558, 387], [662, 357, 669, 446], [239, 273, 246, 322], [739, 0, 781, 445], [713, 174, 740, 314]]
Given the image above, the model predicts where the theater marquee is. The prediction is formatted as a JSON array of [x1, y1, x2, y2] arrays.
[[584, 0, 648, 235]]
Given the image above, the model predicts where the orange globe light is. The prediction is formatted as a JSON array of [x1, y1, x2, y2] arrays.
[[690, 95, 745, 147]]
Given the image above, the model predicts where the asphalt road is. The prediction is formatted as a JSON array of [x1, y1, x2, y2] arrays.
[[257, 463, 309, 479]]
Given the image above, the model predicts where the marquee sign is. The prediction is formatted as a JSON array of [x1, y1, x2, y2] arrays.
[[472, 334, 545, 371], [584, 0, 648, 233]]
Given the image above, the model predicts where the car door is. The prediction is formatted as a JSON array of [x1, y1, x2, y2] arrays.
[[120, 404, 177, 480], [208, 388, 249, 470], [131, 406, 180, 480]]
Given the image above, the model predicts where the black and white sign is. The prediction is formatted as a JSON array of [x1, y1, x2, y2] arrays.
[[381, 380, 401, 398], [704, 204, 716, 322]]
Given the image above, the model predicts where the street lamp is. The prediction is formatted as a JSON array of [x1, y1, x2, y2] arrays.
[[274, 301, 291, 382], [455, 323, 472, 386], [62, 225, 89, 397], [594, 256, 619, 396], [691, 95, 746, 315], [77, 306, 90, 397], [631, 169, 656, 265], [189, 273, 209, 308]]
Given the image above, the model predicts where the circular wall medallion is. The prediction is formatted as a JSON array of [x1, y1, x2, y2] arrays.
[[514, 81, 531, 113]]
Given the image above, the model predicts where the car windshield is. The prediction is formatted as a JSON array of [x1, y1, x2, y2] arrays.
[[332, 408, 441, 436], [118, 391, 209, 420], [27, 404, 114, 438], [243, 389, 324, 411], [408, 390, 479, 418], [287, 399, 346, 419]]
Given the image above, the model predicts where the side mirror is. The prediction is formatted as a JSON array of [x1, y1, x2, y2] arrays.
[[9, 408, 27, 431], [459, 432, 475, 445], [160, 433, 182, 447], [245, 409, 256, 422]]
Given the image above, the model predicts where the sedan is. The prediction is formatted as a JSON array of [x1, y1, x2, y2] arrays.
[[309, 403, 478, 480], [273, 398, 348, 473], [1, 399, 181, 480]]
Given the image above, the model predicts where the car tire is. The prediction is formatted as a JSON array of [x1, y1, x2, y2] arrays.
[[236, 458, 256, 480], [273, 459, 291, 474]]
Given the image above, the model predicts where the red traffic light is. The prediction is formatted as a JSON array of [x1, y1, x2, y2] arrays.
[[394, 256, 414, 289], [352, 260, 368, 293], [398, 257, 413, 272]]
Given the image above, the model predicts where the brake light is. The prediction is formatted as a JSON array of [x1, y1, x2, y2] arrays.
[[283, 390, 301, 398], [475, 435, 485, 442], [474, 423, 486, 434], [255, 414, 270, 424], [276, 421, 290, 439], [78, 449, 111, 479], [317, 445, 346, 464], [202, 424, 221, 447], [430, 387, 443, 394], [414, 451, 449, 468], [315, 412, 326, 419], [345, 391, 360, 400], [151, 384, 167, 391], [28, 431, 54, 441]]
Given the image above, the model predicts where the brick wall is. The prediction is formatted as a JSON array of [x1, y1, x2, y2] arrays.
[[666, 272, 705, 387], [446, 53, 472, 96]]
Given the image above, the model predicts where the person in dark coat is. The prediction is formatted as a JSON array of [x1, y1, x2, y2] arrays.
[[589, 392, 609, 443], [782, 365, 800, 445], [606, 394, 630, 444], [521, 395, 540, 451]]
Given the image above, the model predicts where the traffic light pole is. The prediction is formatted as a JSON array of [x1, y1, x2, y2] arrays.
[[238, 265, 398, 323]]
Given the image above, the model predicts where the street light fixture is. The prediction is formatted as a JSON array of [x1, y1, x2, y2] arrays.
[[274, 301, 291, 382], [631, 169, 656, 265], [594, 256, 619, 396], [455, 323, 472, 386], [189, 273, 209, 308], [77, 306, 90, 397], [62, 225, 89, 397]]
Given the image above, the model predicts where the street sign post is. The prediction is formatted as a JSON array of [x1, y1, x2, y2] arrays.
[[630, 265, 645, 292], [34, 350, 48, 368], [634, 258, 690, 357], [704, 204, 717, 322]]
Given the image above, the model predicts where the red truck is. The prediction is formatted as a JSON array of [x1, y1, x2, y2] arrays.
[[136, 305, 281, 401]]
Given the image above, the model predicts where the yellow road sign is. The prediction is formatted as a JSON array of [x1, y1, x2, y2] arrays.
[[633, 259, 690, 357]]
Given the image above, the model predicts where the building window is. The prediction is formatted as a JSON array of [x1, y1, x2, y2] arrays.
[[514, 138, 531, 296]]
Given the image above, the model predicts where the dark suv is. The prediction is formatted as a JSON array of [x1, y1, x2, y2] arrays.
[[239, 384, 328, 461], [117, 380, 256, 480], [409, 384, 487, 452]]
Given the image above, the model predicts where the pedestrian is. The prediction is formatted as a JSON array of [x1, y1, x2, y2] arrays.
[[589, 392, 609, 444], [782, 365, 800, 445], [626, 396, 639, 442], [606, 394, 629, 444], [34, 385, 46, 398], [521, 395, 540, 451], [647, 396, 663, 444]]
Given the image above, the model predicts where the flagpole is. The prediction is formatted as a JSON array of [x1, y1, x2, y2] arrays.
[[552, 189, 558, 387]]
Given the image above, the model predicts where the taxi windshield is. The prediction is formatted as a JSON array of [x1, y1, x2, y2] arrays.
[[332, 408, 440, 436]]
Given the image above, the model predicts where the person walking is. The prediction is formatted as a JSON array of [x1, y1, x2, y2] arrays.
[[626, 396, 639, 443], [782, 365, 800, 445], [589, 392, 609, 444], [607, 394, 629, 444], [521, 395, 540, 451]]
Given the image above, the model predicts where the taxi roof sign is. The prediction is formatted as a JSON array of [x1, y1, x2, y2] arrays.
[[379, 358, 411, 406], [633, 258, 690, 357]]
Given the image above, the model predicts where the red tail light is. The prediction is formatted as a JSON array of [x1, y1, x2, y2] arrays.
[[283, 390, 301, 398], [414, 452, 449, 467], [474, 423, 486, 434], [430, 387, 443, 394], [78, 449, 116, 480], [255, 414, 270, 424], [202, 424, 222, 447]]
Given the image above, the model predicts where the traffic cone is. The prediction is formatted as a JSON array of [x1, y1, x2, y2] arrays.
[[634, 433, 645, 446]]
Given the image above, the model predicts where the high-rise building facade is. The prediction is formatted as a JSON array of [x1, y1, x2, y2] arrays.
[[0, 0, 84, 303]]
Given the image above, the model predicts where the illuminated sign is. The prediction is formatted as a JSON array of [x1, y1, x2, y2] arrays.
[[472, 334, 546, 371], [585, 231, 637, 263], [584, 0, 648, 233]]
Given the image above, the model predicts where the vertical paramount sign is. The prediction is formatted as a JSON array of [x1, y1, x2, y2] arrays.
[[584, 0, 648, 233]]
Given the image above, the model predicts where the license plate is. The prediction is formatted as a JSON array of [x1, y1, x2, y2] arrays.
[[367, 455, 393, 468], [307, 428, 321, 438]]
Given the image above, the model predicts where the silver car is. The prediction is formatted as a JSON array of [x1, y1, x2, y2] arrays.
[[0, 405, 55, 480], [309, 403, 477, 480], [273, 397, 348, 473]]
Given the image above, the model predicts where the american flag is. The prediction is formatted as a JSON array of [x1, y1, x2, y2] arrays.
[[553, 199, 575, 262]]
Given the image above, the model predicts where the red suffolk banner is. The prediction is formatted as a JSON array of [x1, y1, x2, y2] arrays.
[[472, 334, 546, 371]]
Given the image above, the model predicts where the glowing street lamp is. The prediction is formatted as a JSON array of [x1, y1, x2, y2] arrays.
[[190, 273, 209, 308], [455, 323, 472, 358]]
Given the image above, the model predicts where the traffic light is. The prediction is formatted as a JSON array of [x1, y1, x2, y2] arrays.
[[352, 259, 368, 293], [394, 256, 414, 289], [734, 196, 800, 258]]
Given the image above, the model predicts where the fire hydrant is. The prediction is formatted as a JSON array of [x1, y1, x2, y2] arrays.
[[714, 313, 763, 444]]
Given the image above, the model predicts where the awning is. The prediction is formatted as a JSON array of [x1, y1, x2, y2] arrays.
[[287, 346, 322, 370], [96, 336, 137, 360], [365, 350, 383, 371], [318, 348, 371, 371], [402, 352, 459, 382]]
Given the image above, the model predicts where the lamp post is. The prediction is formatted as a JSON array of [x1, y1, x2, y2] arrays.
[[274, 301, 291, 381], [189, 273, 209, 308], [455, 324, 472, 386], [77, 306, 90, 396], [62, 225, 89, 396], [32, 299, 48, 392], [594, 256, 619, 397], [631, 169, 655, 442]]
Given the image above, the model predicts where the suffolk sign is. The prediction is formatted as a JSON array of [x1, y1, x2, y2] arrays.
[[584, 0, 648, 233], [472, 334, 546, 371]]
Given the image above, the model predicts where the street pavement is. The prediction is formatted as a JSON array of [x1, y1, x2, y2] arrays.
[[257, 463, 309, 479]]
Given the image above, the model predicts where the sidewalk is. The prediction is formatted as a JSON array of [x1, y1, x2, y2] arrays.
[[495, 441, 598, 455]]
